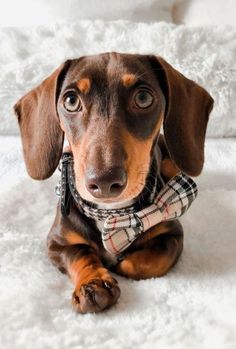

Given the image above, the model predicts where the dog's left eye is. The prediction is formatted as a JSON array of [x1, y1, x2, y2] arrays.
[[134, 90, 154, 109], [63, 93, 82, 112]]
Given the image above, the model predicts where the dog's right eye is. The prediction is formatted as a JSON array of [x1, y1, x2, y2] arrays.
[[63, 93, 82, 112]]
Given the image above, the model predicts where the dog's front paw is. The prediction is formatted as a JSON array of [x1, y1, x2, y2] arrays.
[[72, 278, 120, 313]]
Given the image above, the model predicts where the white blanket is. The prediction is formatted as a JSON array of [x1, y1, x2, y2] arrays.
[[0, 136, 236, 349]]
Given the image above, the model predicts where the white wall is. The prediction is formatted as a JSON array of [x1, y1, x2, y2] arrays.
[[0, 0, 174, 27]]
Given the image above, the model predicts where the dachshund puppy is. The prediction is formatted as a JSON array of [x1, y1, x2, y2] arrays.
[[14, 53, 213, 313]]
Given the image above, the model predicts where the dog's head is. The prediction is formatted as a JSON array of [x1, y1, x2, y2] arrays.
[[14, 53, 213, 205]]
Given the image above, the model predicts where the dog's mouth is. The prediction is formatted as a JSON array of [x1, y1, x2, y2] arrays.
[[75, 177, 145, 208], [88, 197, 135, 210]]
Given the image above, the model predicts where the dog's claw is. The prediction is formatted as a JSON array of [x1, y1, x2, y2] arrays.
[[103, 281, 112, 289]]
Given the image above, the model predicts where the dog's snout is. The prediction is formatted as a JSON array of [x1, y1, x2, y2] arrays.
[[85, 167, 127, 199]]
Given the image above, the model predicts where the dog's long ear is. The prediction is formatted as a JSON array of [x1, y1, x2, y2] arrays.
[[149, 56, 214, 176], [14, 61, 71, 180]]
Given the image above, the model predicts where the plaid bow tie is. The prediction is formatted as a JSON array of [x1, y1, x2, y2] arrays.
[[102, 173, 198, 255]]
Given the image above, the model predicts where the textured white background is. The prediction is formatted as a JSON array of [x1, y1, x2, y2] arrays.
[[1, 21, 236, 137]]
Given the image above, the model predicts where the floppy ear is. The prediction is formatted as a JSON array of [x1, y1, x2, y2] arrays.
[[14, 61, 71, 180], [149, 56, 214, 176]]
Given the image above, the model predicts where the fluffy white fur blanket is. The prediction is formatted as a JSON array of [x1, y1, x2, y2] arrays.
[[1, 20, 236, 137], [0, 136, 236, 349]]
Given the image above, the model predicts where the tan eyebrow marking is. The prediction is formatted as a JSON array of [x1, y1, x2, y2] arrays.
[[122, 74, 137, 88], [77, 78, 91, 94]]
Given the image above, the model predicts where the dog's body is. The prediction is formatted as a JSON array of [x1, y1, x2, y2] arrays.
[[14, 53, 213, 313]]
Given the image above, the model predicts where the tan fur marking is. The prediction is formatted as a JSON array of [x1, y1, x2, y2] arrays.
[[161, 158, 179, 179], [116, 233, 183, 280], [122, 130, 153, 199], [65, 231, 89, 246], [68, 256, 111, 286], [117, 259, 135, 275], [122, 74, 137, 88], [77, 78, 91, 94], [120, 115, 164, 201]]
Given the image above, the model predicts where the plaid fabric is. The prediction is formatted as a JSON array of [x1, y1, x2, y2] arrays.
[[102, 173, 198, 255]]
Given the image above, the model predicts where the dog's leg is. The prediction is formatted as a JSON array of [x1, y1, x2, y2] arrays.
[[47, 206, 120, 313], [114, 220, 183, 280]]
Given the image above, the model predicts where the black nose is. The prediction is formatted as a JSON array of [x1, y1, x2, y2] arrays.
[[85, 166, 127, 199]]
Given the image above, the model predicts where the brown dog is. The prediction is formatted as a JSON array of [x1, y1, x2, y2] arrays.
[[14, 53, 213, 313]]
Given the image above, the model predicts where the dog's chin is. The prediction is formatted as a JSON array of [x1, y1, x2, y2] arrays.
[[77, 186, 142, 209], [94, 198, 135, 210]]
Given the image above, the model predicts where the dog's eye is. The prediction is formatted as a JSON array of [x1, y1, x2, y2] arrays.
[[134, 90, 153, 109], [63, 93, 82, 112]]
